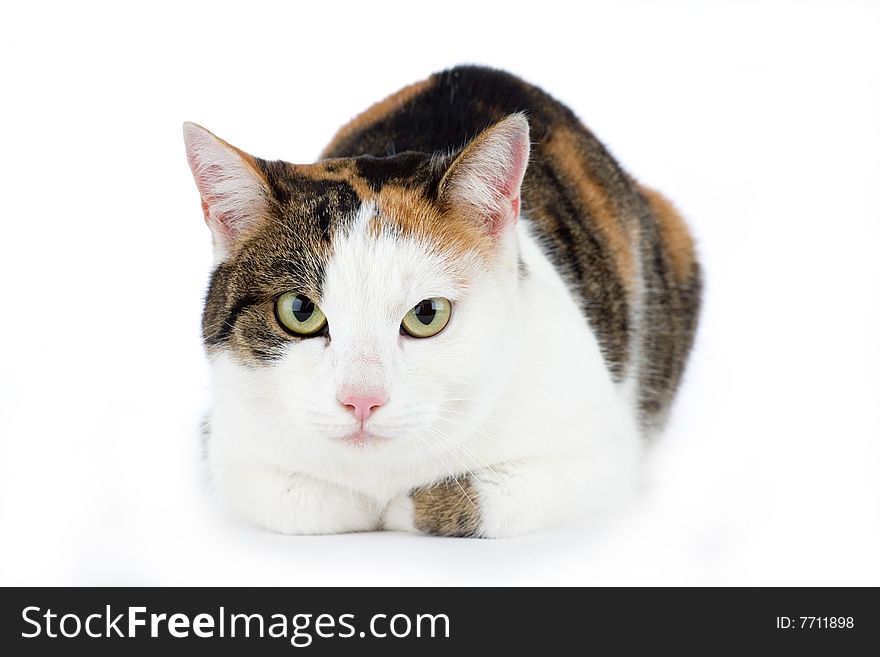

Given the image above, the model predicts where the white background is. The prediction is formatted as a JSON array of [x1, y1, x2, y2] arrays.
[[1, 0, 878, 586]]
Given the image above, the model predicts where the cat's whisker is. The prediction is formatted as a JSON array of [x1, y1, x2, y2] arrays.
[[425, 425, 503, 480], [435, 400, 515, 428], [416, 434, 480, 516], [434, 412, 508, 447], [410, 436, 429, 474], [424, 425, 499, 482], [436, 406, 514, 432]]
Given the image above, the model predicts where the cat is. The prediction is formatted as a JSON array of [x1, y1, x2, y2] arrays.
[[183, 65, 701, 538]]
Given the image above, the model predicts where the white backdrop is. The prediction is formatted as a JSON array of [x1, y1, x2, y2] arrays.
[[1, 0, 878, 585]]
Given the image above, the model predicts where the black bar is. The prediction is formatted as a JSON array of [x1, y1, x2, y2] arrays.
[[0, 587, 875, 654]]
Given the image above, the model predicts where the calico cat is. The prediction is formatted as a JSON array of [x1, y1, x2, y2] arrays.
[[183, 65, 700, 538]]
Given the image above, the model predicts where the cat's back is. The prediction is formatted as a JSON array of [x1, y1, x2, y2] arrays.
[[322, 66, 701, 430]]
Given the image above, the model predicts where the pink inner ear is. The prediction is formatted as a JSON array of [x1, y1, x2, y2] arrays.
[[511, 196, 521, 221], [444, 115, 531, 236], [492, 139, 528, 234], [192, 161, 233, 232], [183, 123, 267, 245], [486, 193, 519, 236], [198, 195, 233, 241], [500, 135, 529, 202]]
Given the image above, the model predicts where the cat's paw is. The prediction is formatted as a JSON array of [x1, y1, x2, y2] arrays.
[[382, 495, 416, 533], [408, 477, 483, 538], [217, 466, 382, 535], [382, 479, 483, 537], [392, 457, 624, 538]]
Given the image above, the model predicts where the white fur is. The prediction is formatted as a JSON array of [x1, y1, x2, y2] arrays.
[[382, 495, 416, 533], [207, 202, 641, 537]]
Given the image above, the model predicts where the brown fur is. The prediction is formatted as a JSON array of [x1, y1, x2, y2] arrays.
[[639, 186, 696, 283], [412, 477, 482, 537], [544, 125, 638, 290], [376, 185, 494, 261], [634, 187, 702, 427]]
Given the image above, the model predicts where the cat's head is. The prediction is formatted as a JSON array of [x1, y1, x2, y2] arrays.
[[184, 116, 529, 459]]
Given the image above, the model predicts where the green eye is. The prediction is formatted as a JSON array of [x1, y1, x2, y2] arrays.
[[401, 297, 452, 338], [275, 292, 327, 337]]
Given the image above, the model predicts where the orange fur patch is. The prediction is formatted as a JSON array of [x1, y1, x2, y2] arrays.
[[544, 126, 637, 291], [639, 186, 696, 283], [375, 185, 491, 261], [290, 160, 375, 199]]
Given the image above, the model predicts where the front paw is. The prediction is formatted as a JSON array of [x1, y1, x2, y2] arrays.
[[384, 477, 482, 537], [217, 466, 381, 535], [382, 495, 417, 533]]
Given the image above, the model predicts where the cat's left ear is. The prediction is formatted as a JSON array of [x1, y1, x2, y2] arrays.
[[183, 122, 270, 259], [439, 113, 530, 235]]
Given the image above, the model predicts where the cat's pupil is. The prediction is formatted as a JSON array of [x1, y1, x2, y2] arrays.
[[291, 295, 314, 322], [414, 300, 436, 325]]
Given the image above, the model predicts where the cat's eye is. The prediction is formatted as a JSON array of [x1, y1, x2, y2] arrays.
[[401, 297, 452, 338], [275, 292, 328, 337]]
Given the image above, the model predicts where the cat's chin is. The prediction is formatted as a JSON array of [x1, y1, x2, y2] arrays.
[[336, 429, 391, 449]]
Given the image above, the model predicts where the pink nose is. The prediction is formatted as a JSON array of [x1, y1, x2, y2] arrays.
[[340, 394, 387, 422]]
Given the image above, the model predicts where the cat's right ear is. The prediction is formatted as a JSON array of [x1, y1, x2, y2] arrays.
[[437, 114, 530, 237], [182, 122, 269, 259]]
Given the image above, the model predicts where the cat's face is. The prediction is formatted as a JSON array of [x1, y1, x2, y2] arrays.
[[185, 117, 529, 461]]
